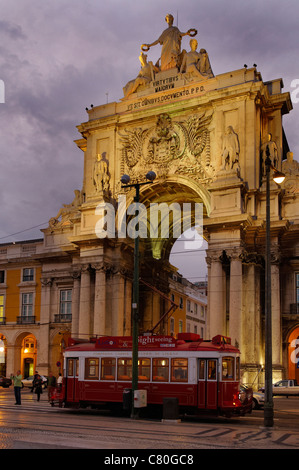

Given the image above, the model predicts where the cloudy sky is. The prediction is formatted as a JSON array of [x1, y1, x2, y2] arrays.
[[0, 0, 298, 281]]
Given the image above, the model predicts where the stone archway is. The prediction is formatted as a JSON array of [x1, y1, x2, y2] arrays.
[[116, 177, 210, 334], [11, 331, 37, 378]]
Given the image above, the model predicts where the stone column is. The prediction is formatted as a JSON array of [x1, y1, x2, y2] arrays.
[[111, 272, 125, 336], [71, 271, 80, 337], [207, 251, 225, 338], [271, 260, 281, 367], [124, 277, 132, 335], [37, 278, 52, 374], [93, 265, 106, 337], [229, 251, 243, 348], [79, 265, 91, 340]]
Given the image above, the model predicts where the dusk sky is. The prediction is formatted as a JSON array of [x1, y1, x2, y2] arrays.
[[0, 0, 298, 281]]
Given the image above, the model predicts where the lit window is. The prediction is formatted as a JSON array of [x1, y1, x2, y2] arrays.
[[0, 295, 4, 319], [222, 357, 235, 380], [117, 358, 132, 381], [85, 358, 99, 380], [101, 358, 115, 380], [152, 358, 169, 382], [171, 358, 188, 382]]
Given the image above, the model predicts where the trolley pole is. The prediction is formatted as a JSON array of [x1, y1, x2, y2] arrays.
[[121, 171, 156, 419], [264, 148, 274, 428], [263, 145, 285, 427]]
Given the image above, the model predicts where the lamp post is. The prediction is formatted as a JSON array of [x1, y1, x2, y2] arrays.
[[264, 146, 285, 427], [121, 171, 156, 418]]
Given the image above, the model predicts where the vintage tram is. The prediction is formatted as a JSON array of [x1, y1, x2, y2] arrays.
[[53, 333, 252, 417]]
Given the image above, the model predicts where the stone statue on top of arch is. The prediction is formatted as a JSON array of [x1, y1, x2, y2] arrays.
[[141, 13, 197, 71], [180, 39, 214, 80]]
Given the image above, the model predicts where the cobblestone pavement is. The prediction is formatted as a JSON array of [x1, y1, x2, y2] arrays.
[[0, 388, 298, 450]]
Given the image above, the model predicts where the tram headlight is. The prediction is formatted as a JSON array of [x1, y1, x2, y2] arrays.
[[238, 390, 246, 403]]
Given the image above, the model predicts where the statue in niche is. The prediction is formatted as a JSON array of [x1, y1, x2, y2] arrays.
[[94, 152, 110, 192], [141, 13, 197, 71], [282, 151, 299, 175], [180, 39, 213, 79], [123, 52, 159, 99], [49, 189, 82, 228], [222, 126, 240, 171], [261, 133, 278, 176]]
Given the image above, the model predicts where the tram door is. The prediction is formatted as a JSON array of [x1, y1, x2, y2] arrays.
[[66, 358, 79, 402], [198, 359, 218, 409]]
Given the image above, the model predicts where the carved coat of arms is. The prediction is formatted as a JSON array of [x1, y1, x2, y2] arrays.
[[120, 111, 214, 182]]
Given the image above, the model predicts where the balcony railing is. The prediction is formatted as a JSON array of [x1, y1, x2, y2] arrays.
[[54, 314, 72, 323], [17, 316, 36, 324], [290, 303, 299, 314]]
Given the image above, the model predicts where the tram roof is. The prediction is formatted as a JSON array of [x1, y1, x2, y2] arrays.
[[65, 333, 239, 354]]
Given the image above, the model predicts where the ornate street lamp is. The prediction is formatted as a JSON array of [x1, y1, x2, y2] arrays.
[[121, 171, 156, 418], [264, 146, 285, 427]]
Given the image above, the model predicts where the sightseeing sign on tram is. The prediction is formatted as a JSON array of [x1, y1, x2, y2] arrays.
[[51, 333, 253, 417]]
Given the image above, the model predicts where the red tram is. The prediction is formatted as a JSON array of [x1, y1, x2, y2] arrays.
[[54, 333, 253, 417]]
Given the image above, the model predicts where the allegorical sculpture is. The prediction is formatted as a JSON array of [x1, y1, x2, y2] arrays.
[[49, 189, 82, 228], [123, 52, 159, 99], [141, 13, 197, 71], [261, 133, 278, 176], [222, 126, 240, 171], [282, 151, 299, 175], [180, 39, 213, 79], [93, 152, 110, 193]]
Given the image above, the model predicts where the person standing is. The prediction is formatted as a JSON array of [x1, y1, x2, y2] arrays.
[[10, 370, 22, 405], [34, 374, 43, 402], [47, 371, 57, 402]]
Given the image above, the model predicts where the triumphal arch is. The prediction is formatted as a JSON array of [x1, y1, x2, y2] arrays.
[[42, 14, 299, 384]]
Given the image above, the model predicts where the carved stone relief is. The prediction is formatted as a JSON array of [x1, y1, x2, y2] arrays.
[[119, 111, 215, 183]]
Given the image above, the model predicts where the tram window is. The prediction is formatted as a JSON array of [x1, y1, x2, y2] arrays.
[[84, 358, 99, 380], [152, 358, 169, 382], [199, 359, 205, 380], [117, 358, 132, 381], [171, 358, 188, 382], [138, 358, 150, 381], [222, 357, 235, 380], [67, 359, 74, 377], [101, 358, 115, 380], [236, 357, 240, 381], [208, 360, 217, 380]]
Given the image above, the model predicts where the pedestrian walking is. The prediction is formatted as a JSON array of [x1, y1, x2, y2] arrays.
[[31, 370, 39, 393], [57, 372, 63, 388], [34, 374, 43, 402], [47, 371, 56, 402], [10, 370, 22, 405]]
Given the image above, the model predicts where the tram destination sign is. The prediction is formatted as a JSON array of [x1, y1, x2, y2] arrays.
[[96, 335, 176, 349]]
